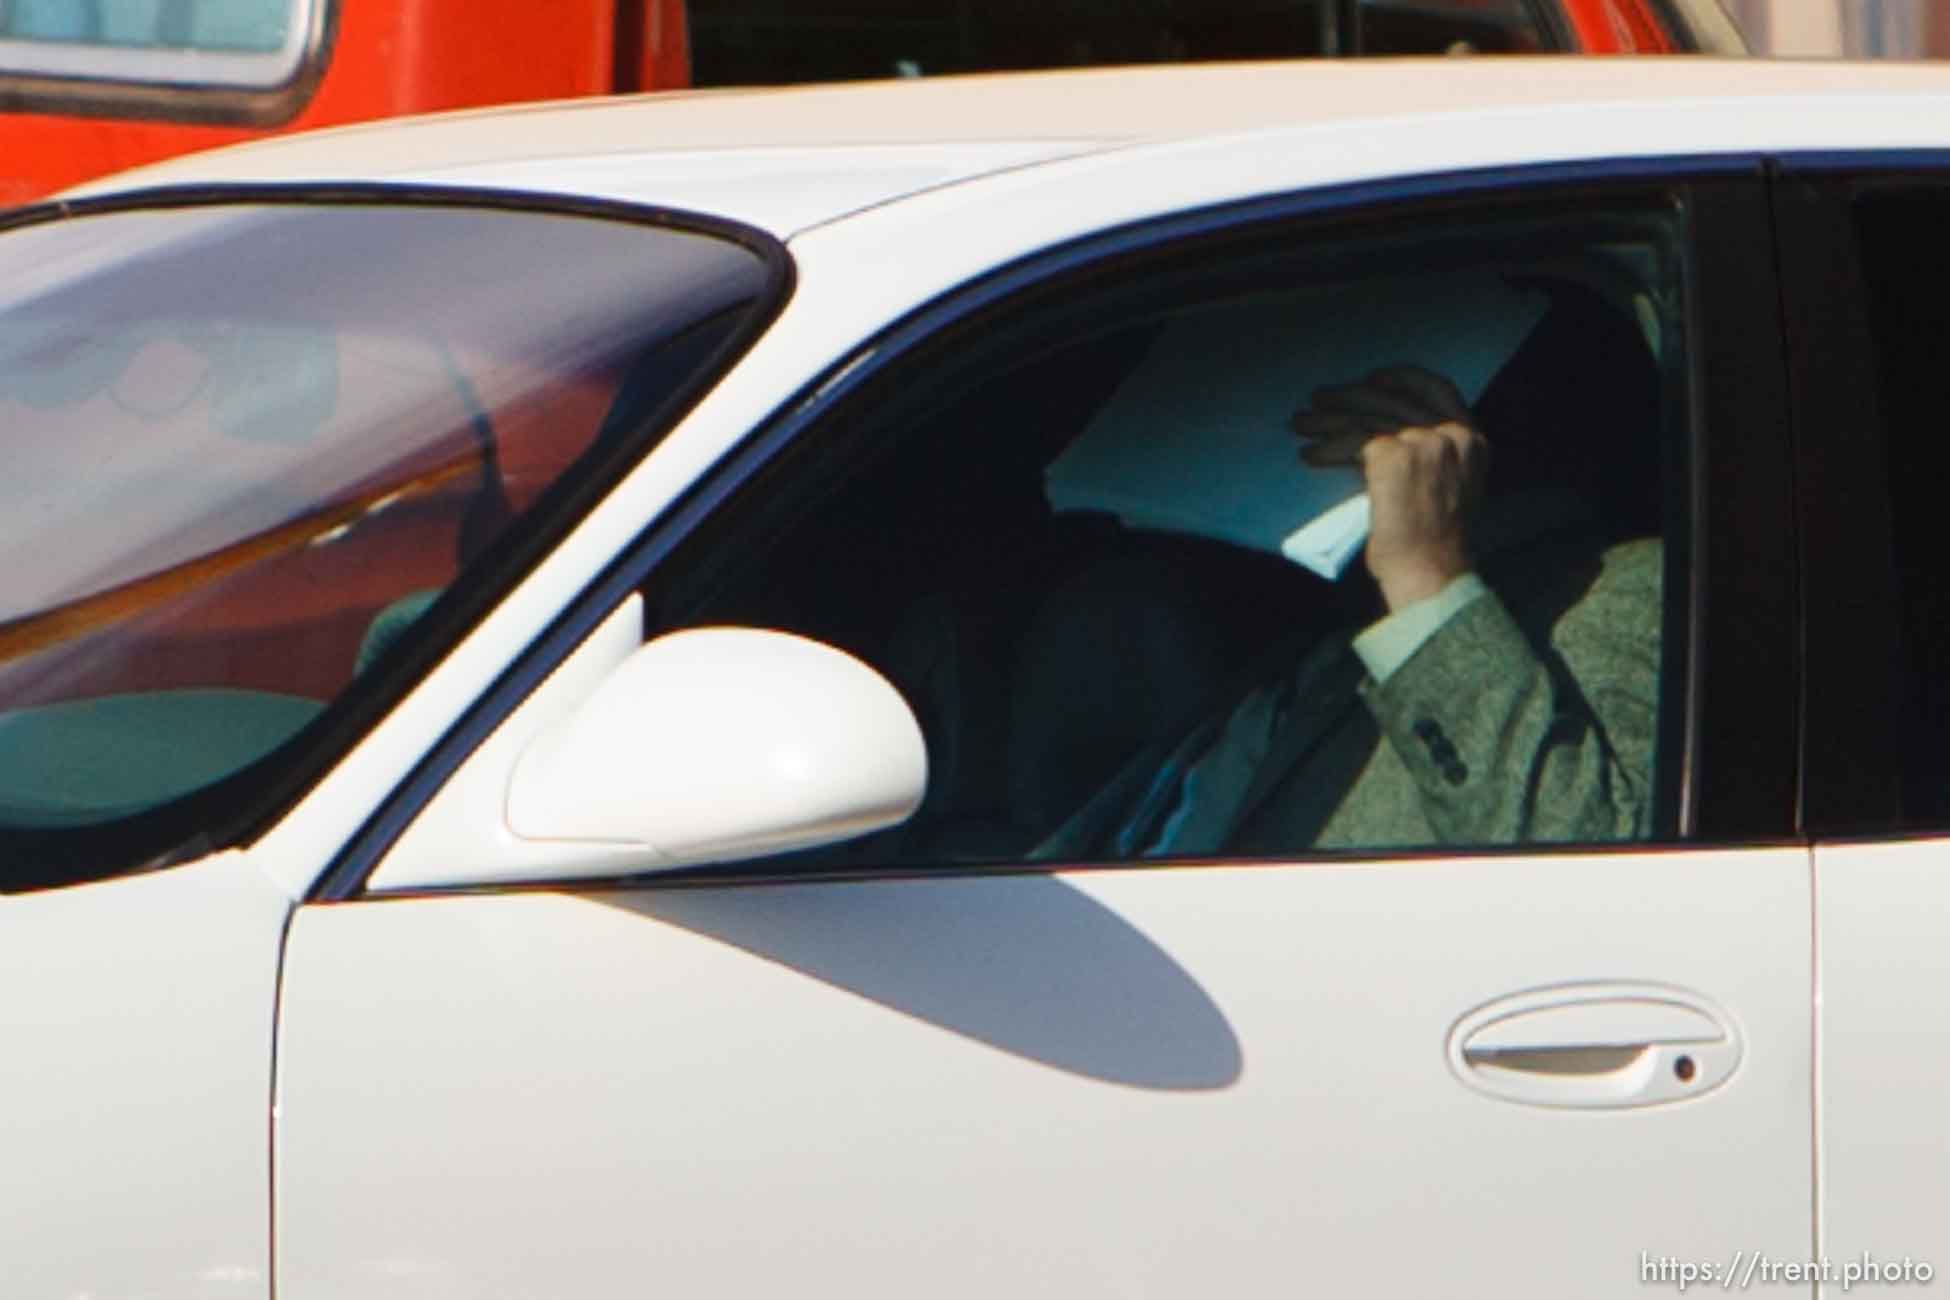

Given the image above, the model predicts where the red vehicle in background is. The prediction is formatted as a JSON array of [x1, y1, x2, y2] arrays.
[[0, 0, 1743, 207]]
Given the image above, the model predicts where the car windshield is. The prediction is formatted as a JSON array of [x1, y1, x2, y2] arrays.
[[0, 200, 773, 873]]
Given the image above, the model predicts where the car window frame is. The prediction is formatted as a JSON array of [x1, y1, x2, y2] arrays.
[[1684, 167, 1801, 842], [315, 157, 1801, 903], [0, 183, 793, 893]]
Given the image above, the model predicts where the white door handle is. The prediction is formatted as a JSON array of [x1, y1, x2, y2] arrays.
[[1447, 982, 1741, 1109]]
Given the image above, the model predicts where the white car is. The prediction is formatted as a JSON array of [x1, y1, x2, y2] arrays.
[[5, 57, 1948, 1299]]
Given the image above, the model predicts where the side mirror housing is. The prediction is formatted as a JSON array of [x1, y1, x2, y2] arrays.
[[507, 626, 926, 869], [368, 605, 927, 892]]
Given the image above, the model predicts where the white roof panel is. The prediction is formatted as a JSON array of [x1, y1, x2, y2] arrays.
[[396, 140, 1099, 235], [58, 58, 1950, 236]]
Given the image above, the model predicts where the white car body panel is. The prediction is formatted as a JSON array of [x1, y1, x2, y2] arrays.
[[276, 848, 1813, 1298], [1815, 838, 1950, 1282], [0, 850, 287, 1299], [402, 141, 1102, 237]]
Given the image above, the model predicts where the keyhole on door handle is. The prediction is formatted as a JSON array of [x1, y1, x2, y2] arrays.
[[1674, 1054, 1697, 1083]]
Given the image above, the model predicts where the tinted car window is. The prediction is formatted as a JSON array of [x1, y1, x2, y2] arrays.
[[1849, 188, 1950, 827], [655, 195, 1690, 868]]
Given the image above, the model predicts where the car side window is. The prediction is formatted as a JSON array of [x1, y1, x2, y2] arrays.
[[1849, 187, 1950, 828], [653, 194, 1693, 867]]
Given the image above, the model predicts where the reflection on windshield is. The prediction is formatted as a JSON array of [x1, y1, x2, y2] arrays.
[[0, 202, 769, 846]]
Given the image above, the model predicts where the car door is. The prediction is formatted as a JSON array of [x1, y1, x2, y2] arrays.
[[273, 164, 1811, 1299], [1784, 159, 1950, 1292]]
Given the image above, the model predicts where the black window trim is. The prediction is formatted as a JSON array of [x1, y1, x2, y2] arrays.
[[1685, 170, 1801, 841], [0, 0, 334, 126], [313, 153, 1799, 903], [0, 182, 793, 893]]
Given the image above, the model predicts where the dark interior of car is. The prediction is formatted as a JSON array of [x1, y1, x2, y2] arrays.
[[1853, 190, 1950, 827]]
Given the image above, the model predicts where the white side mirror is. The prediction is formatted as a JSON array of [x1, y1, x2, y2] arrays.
[[507, 626, 926, 869], [369, 602, 928, 892]]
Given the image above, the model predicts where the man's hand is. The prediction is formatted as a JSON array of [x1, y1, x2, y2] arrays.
[[1292, 365, 1488, 611]]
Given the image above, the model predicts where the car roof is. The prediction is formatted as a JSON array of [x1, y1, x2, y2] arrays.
[[60, 57, 1950, 237]]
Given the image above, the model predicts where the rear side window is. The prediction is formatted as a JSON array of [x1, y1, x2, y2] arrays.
[[688, 0, 1557, 85], [0, 199, 777, 887], [1851, 188, 1950, 827]]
